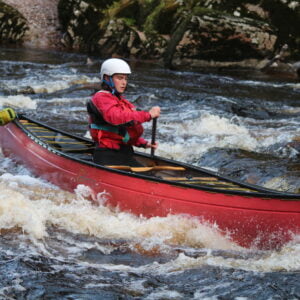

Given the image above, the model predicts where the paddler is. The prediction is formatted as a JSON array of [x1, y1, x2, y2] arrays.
[[0, 108, 16, 126], [87, 58, 161, 166]]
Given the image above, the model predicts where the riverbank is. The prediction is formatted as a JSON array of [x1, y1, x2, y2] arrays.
[[0, 0, 299, 75]]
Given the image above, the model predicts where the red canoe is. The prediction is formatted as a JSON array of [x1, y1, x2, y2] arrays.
[[0, 115, 299, 249]]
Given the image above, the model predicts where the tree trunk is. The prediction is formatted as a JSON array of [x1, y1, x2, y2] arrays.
[[163, 14, 190, 69]]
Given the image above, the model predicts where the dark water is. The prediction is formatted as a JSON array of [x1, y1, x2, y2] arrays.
[[0, 47, 299, 299]]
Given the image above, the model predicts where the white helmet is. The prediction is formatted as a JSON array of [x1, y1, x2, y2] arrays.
[[100, 58, 131, 82]]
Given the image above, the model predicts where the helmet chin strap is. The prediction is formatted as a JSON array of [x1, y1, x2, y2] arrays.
[[103, 76, 119, 96]]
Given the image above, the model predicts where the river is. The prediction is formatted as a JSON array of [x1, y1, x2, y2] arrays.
[[0, 47, 299, 299]]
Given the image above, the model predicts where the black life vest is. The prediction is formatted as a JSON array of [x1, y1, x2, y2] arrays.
[[86, 99, 133, 142]]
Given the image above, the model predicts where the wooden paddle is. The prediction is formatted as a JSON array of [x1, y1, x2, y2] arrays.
[[106, 165, 185, 172], [151, 117, 157, 157]]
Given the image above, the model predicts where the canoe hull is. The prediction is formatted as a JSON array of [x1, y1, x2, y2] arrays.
[[0, 122, 299, 249]]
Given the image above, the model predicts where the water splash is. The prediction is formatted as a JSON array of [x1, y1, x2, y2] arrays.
[[156, 113, 258, 161], [0, 170, 240, 251], [0, 95, 37, 110]]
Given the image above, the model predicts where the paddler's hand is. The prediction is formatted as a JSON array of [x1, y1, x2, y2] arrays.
[[0, 108, 16, 126], [145, 141, 158, 149], [149, 106, 160, 119]]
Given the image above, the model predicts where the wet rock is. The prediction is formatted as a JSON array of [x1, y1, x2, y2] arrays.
[[57, 0, 300, 68], [97, 18, 145, 58], [1, 0, 61, 48], [3, 0, 300, 69], [173, 12, 276, 63], [261, 45, 300, 79], [0, 1, 28, 44], [58, 0, 106, 52], [293, 63, 300, 79]]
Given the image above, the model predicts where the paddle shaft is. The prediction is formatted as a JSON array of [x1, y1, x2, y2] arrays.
[[151, 118, 157, 157]]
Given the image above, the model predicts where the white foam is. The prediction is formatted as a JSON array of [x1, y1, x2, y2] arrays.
[[155, 113, 258, 161], [0, 163, 298, 274], [45, 96, 90, 104], [238, 79, 299, 89], [0, 170, 240, 251], [0, 173, 56, 188], [0, 95, 37, 110], [145, 289, 184, 300], [30, 81, 70, 94], [29, 74, 99, 94], [0, 183, 48, 239], [2, 72, 99, 94], [126, 239, 300, 275]]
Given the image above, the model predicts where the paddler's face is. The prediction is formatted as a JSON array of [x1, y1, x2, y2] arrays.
[[112, 74, 128, 94]]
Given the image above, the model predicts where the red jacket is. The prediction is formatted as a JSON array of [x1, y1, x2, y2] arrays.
[[89, 90, 152, 149]]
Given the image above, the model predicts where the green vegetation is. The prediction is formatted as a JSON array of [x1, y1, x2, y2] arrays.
[[0, 1, 28, 44], [56, 0, 300, 62]]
